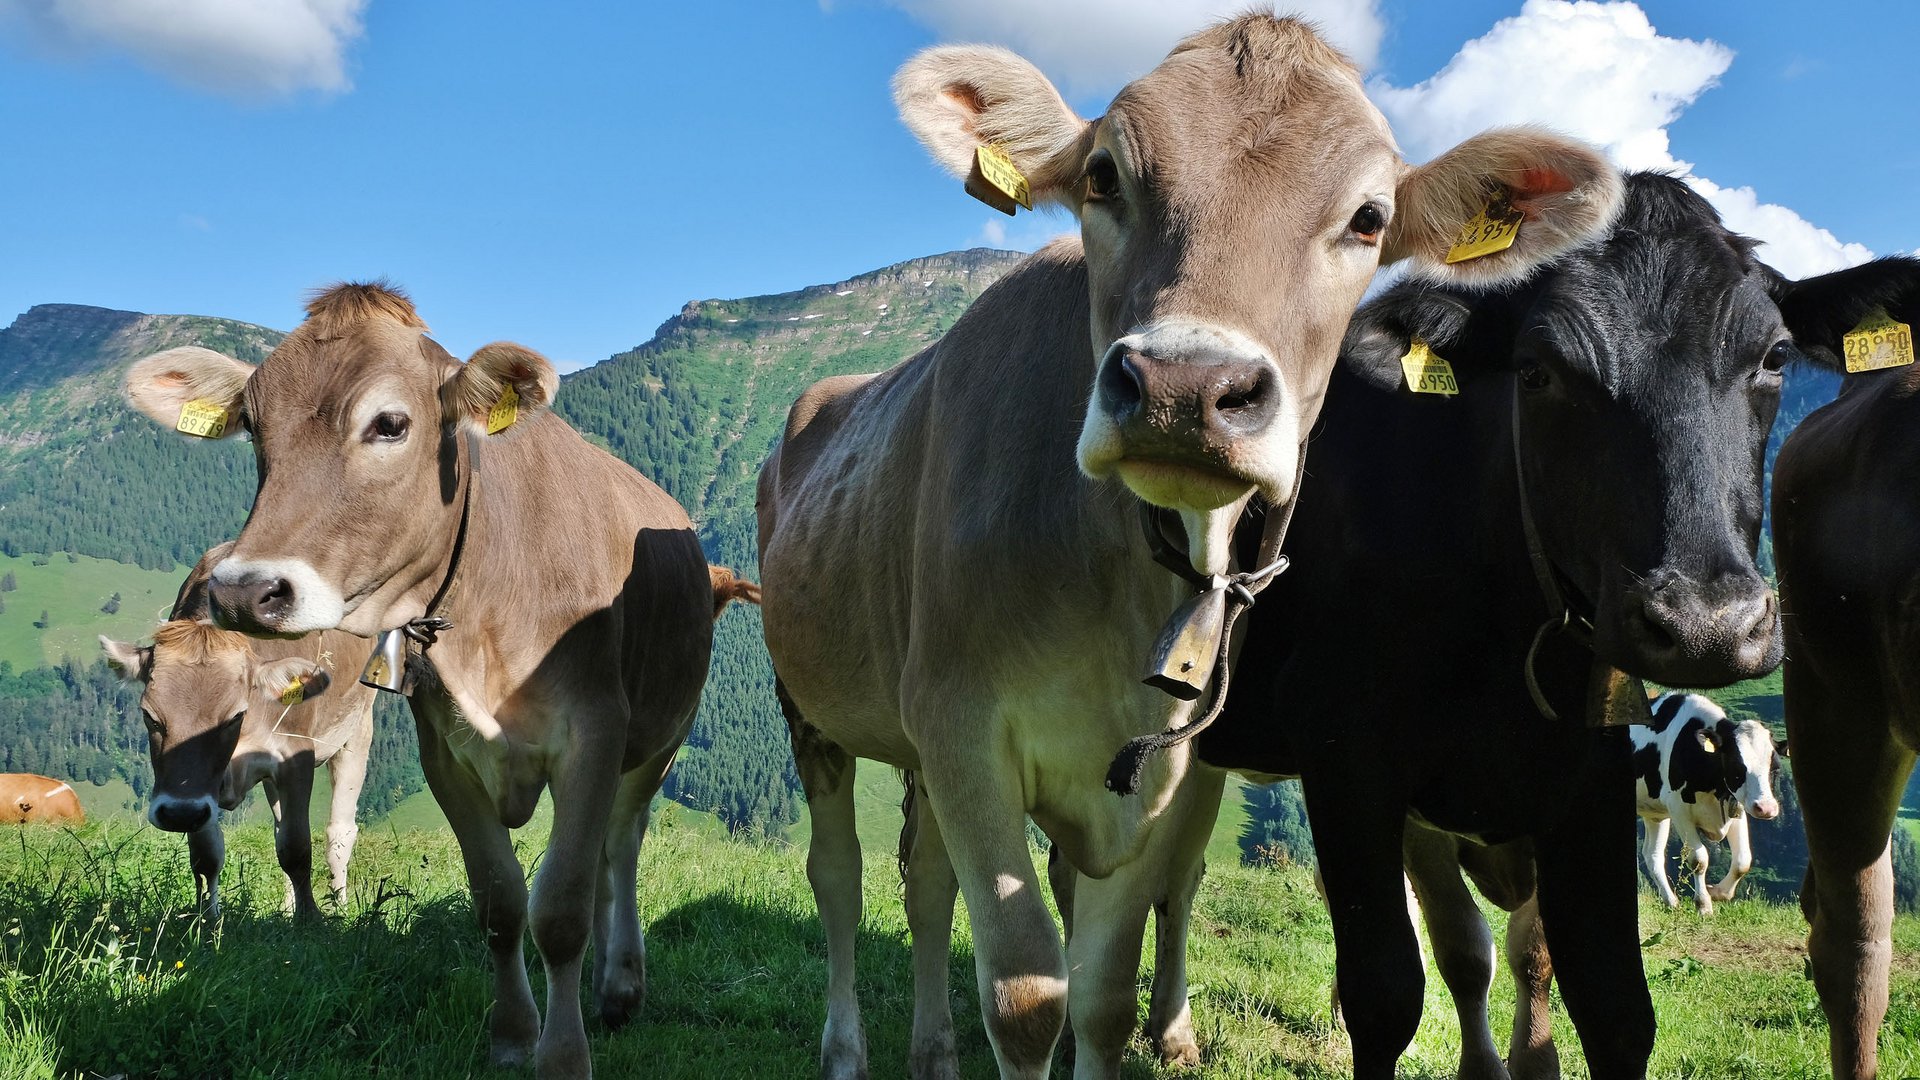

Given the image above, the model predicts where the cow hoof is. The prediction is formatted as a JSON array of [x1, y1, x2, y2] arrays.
[[1507, 1043, 1562, 1080], [821, 1028, 869, 1080], [490, 1001, 541, 1069], [595, 969, 646, 1031], [1157, 1035, 1202, 1068], [1456, 1052, 1511, 1080], [908, 1035, 958, 1080]]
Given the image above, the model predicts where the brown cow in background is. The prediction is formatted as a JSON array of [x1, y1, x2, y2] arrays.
[[0, 773, 84, 825]]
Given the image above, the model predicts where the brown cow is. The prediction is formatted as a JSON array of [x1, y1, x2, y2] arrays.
[[100, 540, 376, 920], [120, 283, 719, 1080], [758, 16, 1621, 1079], [0, 773, 84, 825], [1772, 254, 1920, 1080]]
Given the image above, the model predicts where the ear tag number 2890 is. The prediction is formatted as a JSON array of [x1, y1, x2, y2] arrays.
[[1400, 338, 1459, 397], [1842, 308, 1915, 373]]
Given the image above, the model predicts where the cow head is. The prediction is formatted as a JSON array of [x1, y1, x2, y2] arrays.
[[1343, 174, 1831, 686], [895, 15, 1621, 569], [100, 623, 331, 831], [120, 284, 558, 637]]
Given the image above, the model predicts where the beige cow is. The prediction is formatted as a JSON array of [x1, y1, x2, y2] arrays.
[[758, 16, 1622, 1079], [0, 774, 85, 825], [100, 541, 376, 920], [120, 283, 729, 1080]]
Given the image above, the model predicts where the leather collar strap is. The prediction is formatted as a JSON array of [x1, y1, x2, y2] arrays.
[[1107, 447, 1306, 796], [1513, 381, 1599, 722], [400, 428, 478, 675]]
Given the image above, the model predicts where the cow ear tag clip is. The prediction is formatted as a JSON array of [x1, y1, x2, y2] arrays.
[[1143, 581, 1228, 701], [965, 145, 1032, 216], [1842, 307, 1914, 373]]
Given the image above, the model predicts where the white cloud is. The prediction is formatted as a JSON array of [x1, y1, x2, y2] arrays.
[[873, 0, 1385, 95], [1369, 0, 1869, 279], [0, 0, 367, 97]]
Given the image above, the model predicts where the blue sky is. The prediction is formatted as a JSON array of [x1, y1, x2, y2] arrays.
[[1, 0, 1914, 370]]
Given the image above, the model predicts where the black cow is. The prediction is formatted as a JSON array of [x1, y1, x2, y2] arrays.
[[1198, 173, 1902, 1080], [1771, 252, 1920, 1080]]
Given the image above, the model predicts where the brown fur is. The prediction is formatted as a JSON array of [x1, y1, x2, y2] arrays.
[[149, 618, 252, 665], [0, 774, 84, 825], [707, 565, 761, 620], [303, 280, 427, 337]]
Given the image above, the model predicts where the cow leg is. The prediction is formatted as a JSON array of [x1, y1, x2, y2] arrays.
[[1670, 814, 1714, 916], [1502, 895, 1560, 1080], [323, 742, 369, 908], [1639, 817, 1679, 909], [1793, 694, 1912, 1080], [417, 715, 538, 1069], [918, 754, 1065, 1080], [266, 762, 320, 920], [786, 697, 868, 1080], [530, 727, 624, 1080], [187, 817, 224, 920], [1302, 776, 1420, 1080], [1707, 816, 1750, 903], [593, 756, 665, 1030], [1045, 843, 1078, 1069], [1402, 827, 1508, 1080], [903, 776, 959, 1080], [1143, 764, 1224, 1068], [1533, 732, 1652, 1080]]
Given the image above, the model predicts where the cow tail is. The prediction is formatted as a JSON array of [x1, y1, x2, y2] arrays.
[[898, 769, 918, 890], [707, 565, 763, 620]]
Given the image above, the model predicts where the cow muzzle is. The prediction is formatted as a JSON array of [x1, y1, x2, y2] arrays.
[[207, 557, 346, 636], [149, 794, 216, 833], [1617, 570, 1781, 686], [1750, 796, 1780, 821], [1078, 323, 1289, 511]]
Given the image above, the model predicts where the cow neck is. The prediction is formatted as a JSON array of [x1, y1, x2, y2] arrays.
[[1105, 447, 1305, 797], [365, 427, 476, 697]]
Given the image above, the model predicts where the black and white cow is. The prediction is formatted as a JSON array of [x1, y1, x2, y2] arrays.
[[1633, 692, 1782, 914]]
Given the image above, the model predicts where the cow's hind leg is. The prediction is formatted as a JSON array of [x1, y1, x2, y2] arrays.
[[324, 737, 369, 908], [1638, 817, 1679, 908], [1533, 730, 1652, 1080], [187, 817, 224, 919], [593, 757, 667, 1029], [1707, 816, 1750, 903], [1402, 826, 1508, 1080], [416, 711, 538, 1069], [785, 682, 868, 1080], [1503, 896, 1560, 1080], [901, 772, 960, 1080], [1793, 691, 1912, 1080], [1143, 764, 1224, 1068]]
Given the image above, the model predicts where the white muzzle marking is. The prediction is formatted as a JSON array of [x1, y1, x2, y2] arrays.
[[211, 557, 347, 633]]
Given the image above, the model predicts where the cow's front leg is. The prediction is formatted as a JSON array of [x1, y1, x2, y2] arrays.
[[1534, 730, 1652, 1080], [919, 746, 1065, 1079], [1670, 815, 1714, 916], [1141, 763, 1224, 1069], [1638, 816, 1678, 908], [266, 759, 320, 920], [532, 724, 624, 1080], [1502, 895, 1560, 1080], [902, 775, 960, 1080], [324, 738, 369, 908], [1706, 816, 1750, 903], [593, 753, 669, 1030], [783, 680, 868, 1080], [416, 709, 537, 1069], [1402, 825, 1508, 1080], [187, 816, 224, 919], [1302, 773, 1419, 1080]]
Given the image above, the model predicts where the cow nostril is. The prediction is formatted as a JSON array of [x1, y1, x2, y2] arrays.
[[255, 577, 294, 614], [1100, 352, 1145, 417]]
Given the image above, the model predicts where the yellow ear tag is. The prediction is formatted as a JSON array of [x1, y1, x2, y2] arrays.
[[1842, 308, 1914, 373], [486, 385, 520, 435], [1399, 337, 1460, 397], [1700, 737, 1717, 754], [1446, 195, 1524, 264], [279, 680, 305, 706], [965, 144, 1032, 216], [176, 399, 231, 439]]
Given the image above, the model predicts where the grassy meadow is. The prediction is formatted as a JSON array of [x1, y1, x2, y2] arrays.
[[1, 806, 1916, 1079], [0, 552, 188, 671]]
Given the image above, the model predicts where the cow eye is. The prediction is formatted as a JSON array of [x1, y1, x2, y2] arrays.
[[1348, 203, 1386, 243], [1518, 362, 1551, 391], [367, 412, 410, 443], [141, 709, 163, 735], [1084, 151, 1122, 204], [1761, 339, 1794, 374], [224, 712, 245, 730]]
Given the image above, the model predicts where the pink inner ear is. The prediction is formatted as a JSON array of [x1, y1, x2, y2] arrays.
[[1511, 167, 1576, 218]]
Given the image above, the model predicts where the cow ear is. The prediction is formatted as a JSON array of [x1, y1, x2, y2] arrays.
[[894, 45, 1093, 212], [124, 347, 254, 439], [1774, 255, 1920, 372], [254, 658, 331, 706], [444, 342, 558, 436], [1775, 737, 1790, 758], [1387, 127, 1623, 288], [1341, 280, 1514, 393], [99, 636, 153, 682]]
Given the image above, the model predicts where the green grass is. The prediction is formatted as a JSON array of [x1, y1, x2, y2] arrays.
[[0, 552, 187, 670], [1, 815, 1914, 1079]]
